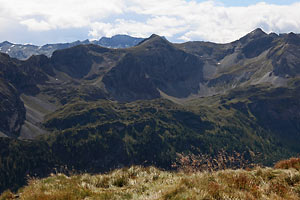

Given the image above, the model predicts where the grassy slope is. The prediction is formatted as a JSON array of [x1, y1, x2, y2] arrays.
[[43, 98, 292, 170], [2, 164, 300, 200]]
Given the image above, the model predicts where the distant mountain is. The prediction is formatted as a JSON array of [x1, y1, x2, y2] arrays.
[[0, 35, 144, 60], [96, 34, 145, 48], [1, 29, 300, 192]]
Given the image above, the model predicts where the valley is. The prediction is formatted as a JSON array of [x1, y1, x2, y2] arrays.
[[1, 29, 300, 193]]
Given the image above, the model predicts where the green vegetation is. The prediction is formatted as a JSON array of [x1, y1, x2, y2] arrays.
[[0, 138, 56, 192], [42, 96, 293, 170]]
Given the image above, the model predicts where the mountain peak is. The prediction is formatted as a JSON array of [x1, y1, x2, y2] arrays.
[[246, 28, 268, 39], [283, 32, 300, 45], [0, 41, 13, 46], [137, 34, 169, 47], [149, 34, 161, 39], [238, 28, 268, 44], [250, 28, 267, 36]]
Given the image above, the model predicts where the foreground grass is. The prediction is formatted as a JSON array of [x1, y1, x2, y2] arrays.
[[2, 164, 300, 200]]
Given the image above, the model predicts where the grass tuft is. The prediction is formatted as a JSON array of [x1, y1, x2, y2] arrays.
[[2, 163, 300, 200], [0, 190, 14, 200]]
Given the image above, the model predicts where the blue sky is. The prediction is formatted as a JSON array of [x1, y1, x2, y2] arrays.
[[0, 0, 299, 45]]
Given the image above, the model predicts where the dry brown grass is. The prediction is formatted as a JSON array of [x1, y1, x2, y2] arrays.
[[0, 190, 15, 200], [2, 165, 300, 200], [275, 158, 300, 171]]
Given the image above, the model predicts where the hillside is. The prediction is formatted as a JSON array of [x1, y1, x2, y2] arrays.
[[1, 29, 300, 193], [2, 159, 300, 200], [0, 96, 297, 193]]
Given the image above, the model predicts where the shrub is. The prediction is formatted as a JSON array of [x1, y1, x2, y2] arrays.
[[274, 157, 300, 170], [172, 149, 260, 172]]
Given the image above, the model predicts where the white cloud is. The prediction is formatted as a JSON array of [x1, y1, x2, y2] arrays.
[[0, 0, 300, 44], [88, 16, 188, 39], [123, 1, 300, 43], [0, 0, 124, 30], [20, 19, 53, 31], [89, 22, 114, 38]]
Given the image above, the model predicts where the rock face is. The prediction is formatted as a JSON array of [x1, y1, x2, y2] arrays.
[[0, 53, 49, 138], [0, 79, 25, 137], [267, 33, 300, 77]]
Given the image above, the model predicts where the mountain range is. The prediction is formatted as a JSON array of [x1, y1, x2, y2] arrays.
[[0, 35, 144, 60], [1, 28, 300, 192]]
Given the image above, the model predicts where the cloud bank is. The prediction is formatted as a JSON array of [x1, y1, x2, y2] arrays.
[[0, 0, 300, 44]]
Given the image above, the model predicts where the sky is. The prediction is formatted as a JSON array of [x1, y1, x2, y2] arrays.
[[0, 0, 300, 45]]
